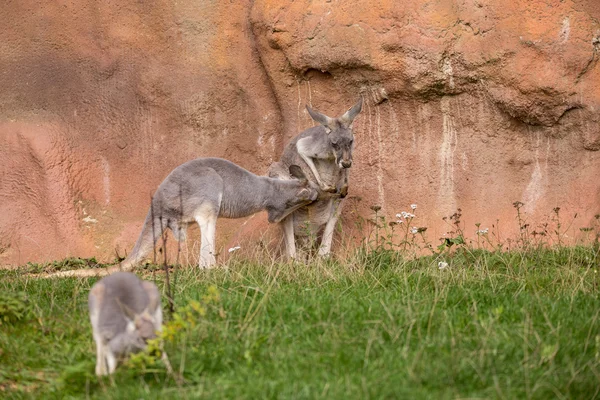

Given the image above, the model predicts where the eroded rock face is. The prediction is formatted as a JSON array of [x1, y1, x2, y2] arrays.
[[1, 0, 599, 264]]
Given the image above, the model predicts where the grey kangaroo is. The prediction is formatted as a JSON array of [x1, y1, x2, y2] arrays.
[[269, 98, 363, 259], [89, 272, 162, 376], [120, 157, 318, 269]]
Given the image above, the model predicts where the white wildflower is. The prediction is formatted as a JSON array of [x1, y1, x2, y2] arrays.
[[476, 228, 489, 235], [228, 246, 241, 253], [411, 204, 417, 210], [396, 213, 403, 219], [438, 261, 449, 270], [410, 227, 418, 234], [396, 220, 403, 224], [82, 216, 97, 223]]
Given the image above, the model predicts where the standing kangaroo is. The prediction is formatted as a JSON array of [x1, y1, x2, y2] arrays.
[[269, 98, 363, 259], [120, 157, 318, 269], [89, 272, 162, 376]]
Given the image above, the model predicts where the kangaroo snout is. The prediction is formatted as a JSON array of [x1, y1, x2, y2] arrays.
[[338, 150, 353, 169]]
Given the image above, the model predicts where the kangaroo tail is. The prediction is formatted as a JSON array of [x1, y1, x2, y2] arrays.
[[35, 265, 121, 279], [120, 209, 161, 271], [27, 210, 161, 279]]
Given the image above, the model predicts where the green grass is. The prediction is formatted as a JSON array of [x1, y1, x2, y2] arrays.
[[1, 245, 599, 399]]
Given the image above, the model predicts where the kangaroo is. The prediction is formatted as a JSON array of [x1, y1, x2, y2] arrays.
[[120, 157, 318, 269], [269, 98, 363, 259], [89, 272, 162, 376]]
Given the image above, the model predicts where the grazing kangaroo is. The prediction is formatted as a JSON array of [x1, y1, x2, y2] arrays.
[[89, 272, 162, 376], [269, 98, 363, 259], [120, 157, 318, 269]]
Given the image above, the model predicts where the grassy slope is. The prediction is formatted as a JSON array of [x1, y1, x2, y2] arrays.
[[1, 246, 599, 399]]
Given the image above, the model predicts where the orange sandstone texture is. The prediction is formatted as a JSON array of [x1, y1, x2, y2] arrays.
[[1, 0, 599, 264]]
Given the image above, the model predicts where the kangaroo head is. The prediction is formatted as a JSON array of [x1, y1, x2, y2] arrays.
[[267, 165, 319, 223], [306, 98, 363, 169], [134, 310, 158, 341], [120, 300, 158, 343]]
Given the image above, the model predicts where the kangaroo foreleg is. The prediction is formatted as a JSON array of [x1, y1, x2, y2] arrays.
[[153, 307, 163, 332], [337, 168, 349, 198], [298, 153, 336, 193], [94, 338, 107, 376], [106, 348, 118, 375]]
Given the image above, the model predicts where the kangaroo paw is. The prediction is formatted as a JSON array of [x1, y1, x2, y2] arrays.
[[321, 184, 337, 193], [338, 185, 348, 198]]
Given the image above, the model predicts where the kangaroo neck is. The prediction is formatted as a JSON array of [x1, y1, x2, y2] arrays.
[[257, 177, 300, 208], [219, 175, 283, 218], [253, 176, 279, 209]]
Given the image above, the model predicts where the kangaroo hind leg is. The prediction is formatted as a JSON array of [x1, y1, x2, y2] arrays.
[[281, 215, 297, 260], [194, 202, 220, 269], [318, 199, 344, 257]]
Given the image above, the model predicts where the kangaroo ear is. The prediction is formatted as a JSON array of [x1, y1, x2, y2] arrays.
[[340, 97, 363, 125], [134, 309, 153, 327], [141, 281, 160, 312], [289, 165, 307, 183], [306, 105, 334, 129]]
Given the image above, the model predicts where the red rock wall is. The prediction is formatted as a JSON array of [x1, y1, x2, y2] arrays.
[[1, 0, 599, 264]]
